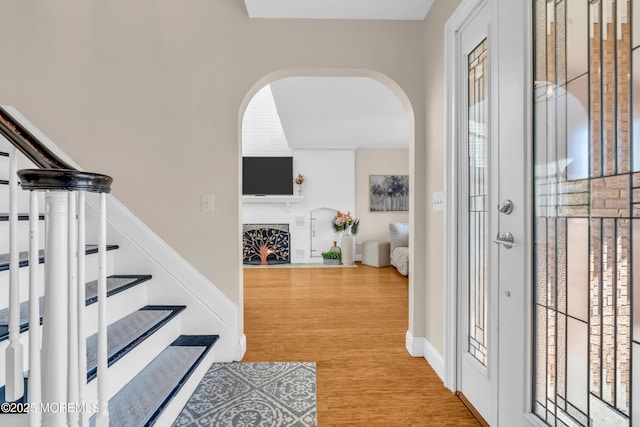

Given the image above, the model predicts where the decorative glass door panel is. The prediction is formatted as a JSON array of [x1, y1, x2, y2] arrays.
[[456, 3, 495, 422], [533, 0, 635, 425], [468, 39, 489, 367]]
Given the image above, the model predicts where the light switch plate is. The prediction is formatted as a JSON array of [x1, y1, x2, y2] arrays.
[[201, 194, 215, 213], [432, 191, 444, 211]]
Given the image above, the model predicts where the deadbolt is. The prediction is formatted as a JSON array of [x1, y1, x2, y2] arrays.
[[498, 199, 514, 215]]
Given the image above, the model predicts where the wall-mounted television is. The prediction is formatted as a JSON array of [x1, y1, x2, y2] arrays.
[[242, 156, 293, 195]]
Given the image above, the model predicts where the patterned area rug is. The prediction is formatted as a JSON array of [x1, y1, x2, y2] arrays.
[[173, 362, 317, 427]]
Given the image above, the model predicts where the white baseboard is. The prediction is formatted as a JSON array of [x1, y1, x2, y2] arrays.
[[235, 334, 247, 361], [423, 338, 445, 383], [405, 330, 445, 384], [405, 330, 424, 357]]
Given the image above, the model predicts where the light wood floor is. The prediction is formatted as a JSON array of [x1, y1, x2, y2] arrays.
[[242, 263, 480, 426]]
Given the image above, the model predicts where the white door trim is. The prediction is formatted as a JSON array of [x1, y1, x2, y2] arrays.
[[443, 0, 488, 393]]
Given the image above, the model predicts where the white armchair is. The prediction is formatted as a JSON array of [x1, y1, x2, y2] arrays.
[[389, 223, 409, 276]]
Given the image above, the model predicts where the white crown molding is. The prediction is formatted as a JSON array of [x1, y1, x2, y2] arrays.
[[244, 0, 434, 21]]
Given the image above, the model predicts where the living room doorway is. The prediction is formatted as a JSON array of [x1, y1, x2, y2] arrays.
[[240, 74, 413, 267], [238, 69, 424, 356]]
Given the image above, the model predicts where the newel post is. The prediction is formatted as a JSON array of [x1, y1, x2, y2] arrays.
[[40, 191, 69, 427], [17, 169, 113, 427]]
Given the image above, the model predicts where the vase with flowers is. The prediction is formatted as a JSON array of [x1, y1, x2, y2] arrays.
[[294, 173, 304, 195], [333, 211, 359, 266]]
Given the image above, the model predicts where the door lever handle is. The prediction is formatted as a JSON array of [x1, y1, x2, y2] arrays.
[[492, 232, 514, 249]]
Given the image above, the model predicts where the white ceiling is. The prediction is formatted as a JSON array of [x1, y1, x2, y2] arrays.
[[244, 0, 434, 20], [269, 77, 409, 150]]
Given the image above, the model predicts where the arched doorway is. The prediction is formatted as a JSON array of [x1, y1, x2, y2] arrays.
[[238, 70, 423, 357]]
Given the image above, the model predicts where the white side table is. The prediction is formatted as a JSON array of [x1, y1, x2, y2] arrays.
[[361, 240, 391, 267]]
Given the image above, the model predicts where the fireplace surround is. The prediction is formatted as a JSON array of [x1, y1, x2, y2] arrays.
[[242, 224, 290, 265]]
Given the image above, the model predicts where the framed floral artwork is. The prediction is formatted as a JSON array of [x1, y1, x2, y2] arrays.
[[369, 175, 409, 212]]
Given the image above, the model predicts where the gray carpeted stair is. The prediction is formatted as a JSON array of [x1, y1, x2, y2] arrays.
[[0, 305, 189, 406], [84, 275, 152, 305], [0, 244, 119, 272], [90, 335, 218, 427], [86, 305, 185, 381], [0, 275, 152, 342]]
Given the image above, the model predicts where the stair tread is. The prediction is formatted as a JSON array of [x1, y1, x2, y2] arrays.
[[0, 213, 45, 221], [90, 335, 219, 427], [86, 305, 186, 382], [0, 244, 119, 272], [0, 306, 189, 404], [85, 275, 152, 305], [0, 275, 152, 335]]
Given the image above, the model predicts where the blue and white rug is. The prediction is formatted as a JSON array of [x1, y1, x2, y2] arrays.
[[173, 362, 318, 427]]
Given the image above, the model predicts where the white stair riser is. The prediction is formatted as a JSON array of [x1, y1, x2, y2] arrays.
[[0, 414, 27, 426], [0, 220, 45, 253], [0, 144, 40, 184], [0, 135, 40, 166], [0, 251, 117, 309], [0, 265, 44, 310], [83, 282, 149, 337], [0, 133, 42, 175], [84, 314, 182, 404], [0, 186, 44, 215], [0, 156, 7, 182], [0, 135, 13, 152], [0, 328, 33, 389]]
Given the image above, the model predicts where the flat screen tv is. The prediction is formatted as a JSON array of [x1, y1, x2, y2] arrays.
[[242, 156, 293, 195]]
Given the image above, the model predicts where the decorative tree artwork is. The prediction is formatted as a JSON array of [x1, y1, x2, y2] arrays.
[[242, 224, 290, 265], [369, 175, 409, 212]]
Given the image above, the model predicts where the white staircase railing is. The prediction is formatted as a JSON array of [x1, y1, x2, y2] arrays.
[[0, 107, 113, 427], [28, 190, 41, 427], [6, 146, 24, 403]]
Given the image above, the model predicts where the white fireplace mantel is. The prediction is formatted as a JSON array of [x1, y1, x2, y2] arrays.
[[242, 195, 304, 205]]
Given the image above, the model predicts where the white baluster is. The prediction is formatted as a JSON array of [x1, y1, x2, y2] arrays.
[[95, 192, 109, 427], [77, 191, 88, 427], [67, 191, 79, 427], [41, 191, 68, 427], [6, 146, 24, 402], [28, 191, 41, 427]]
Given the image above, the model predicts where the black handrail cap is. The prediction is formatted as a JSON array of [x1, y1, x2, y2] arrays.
[[17, 169, 113, 193]]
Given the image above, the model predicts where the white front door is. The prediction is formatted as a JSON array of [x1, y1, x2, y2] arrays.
[[452, 0, 533, 425], [456, 1, 497, 424]]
